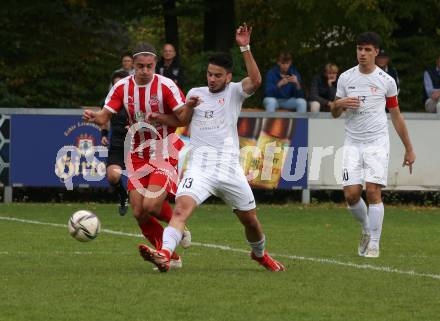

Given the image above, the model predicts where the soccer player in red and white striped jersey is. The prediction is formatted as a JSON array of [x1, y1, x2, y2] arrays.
[[83, 42, 196, 267]]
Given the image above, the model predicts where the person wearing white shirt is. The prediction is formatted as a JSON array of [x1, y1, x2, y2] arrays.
[[139, 23, 285, 272], [332, 32, 416, 258]]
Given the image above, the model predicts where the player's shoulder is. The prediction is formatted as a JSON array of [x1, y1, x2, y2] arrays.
[[339, 66, 358, 80], [113, 75, 131, 89], [375, 67, 396, 85], [187, 86, 209, 97], [156, 74, 180, 89]]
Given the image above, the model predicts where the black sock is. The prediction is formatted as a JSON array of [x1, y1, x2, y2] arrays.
[[111, 180, 127, 200]]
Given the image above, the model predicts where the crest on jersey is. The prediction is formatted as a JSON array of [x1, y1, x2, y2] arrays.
[[150, 95, 160, 106], [76, 134, 95, 157], [370, 86, 378, 94], [218, 98, 225, 106]]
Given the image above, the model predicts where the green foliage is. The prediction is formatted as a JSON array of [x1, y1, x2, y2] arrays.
[[0, 0, 130, 107], [1, 0, 439, 110], [236, 0, 440, 111]]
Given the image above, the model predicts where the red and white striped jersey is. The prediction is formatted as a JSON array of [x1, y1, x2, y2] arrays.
[[104, 74, 185, 159]]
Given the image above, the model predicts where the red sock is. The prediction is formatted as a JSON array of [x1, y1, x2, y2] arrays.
[[158, 201, 173, 223], [138, 217, 164, 250]]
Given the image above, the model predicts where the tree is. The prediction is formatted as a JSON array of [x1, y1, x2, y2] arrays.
[[0, 0, 130, 107], [203, 0, 235, 52]]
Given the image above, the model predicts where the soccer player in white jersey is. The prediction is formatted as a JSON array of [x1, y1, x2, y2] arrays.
[[139, 23, 285, 272], [83, 42, 191, 268], [332, 32, 416, 258]]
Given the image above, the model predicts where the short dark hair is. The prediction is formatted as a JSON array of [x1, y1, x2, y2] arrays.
[[356, 32, 381, 49], [132, 42, 157, 59], [208, 52, 233, 72], [111, 70, 130, 84], [278, 52, 292, 63], [121, 52, 133, 60]]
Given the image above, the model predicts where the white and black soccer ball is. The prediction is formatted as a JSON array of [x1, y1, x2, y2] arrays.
[[68, 210, 101, 242]]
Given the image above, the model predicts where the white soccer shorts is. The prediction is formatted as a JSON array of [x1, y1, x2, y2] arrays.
[[176, 163, 256, 211], [342, 136, 390, 187]]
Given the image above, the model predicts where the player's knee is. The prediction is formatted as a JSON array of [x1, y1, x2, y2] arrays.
[[366, 187, 381, 203], [173, 205, 191, 222], [107, 173, 120, 185], [143, 200, 162, 217], [237, 211, 260, 230], [131, 203, 144, 219], [344, 192, 361, 206], [106, 167, 121, 184]]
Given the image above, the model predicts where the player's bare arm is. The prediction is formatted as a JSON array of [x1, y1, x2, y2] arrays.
[[331, 97, 360, 118], [147, 112, 185, 128], [236, 23, 262, 95], [173, 96, 201, 126], [388, 107, 416, 173], [83, 108, 112, 126]]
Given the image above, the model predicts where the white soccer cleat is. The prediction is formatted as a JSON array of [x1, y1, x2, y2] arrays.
[[358, 232, 370, 257], [180, 225, 192, 249], [169, 256, 183, 269], [364, 245, 380, 258]]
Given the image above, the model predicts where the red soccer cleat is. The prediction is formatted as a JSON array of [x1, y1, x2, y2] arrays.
[[138, 244, 171, 272], [251, 251, 286, 272]]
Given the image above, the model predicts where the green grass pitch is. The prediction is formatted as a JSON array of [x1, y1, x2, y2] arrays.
[[1, 203, 439, 321]]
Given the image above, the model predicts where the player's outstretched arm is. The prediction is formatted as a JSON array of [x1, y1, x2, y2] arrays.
[[389, 107, 416, 174], [236, 23, 262, 95], [83, 108, 112, 126], [148, 112, 185, 128], [173, 96, 201, 126]]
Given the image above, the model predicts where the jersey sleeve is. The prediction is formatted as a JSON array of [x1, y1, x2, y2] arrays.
[[162, 81, 186, 112], [335, 74, 347, 98], [235, 81, 251, 99], [104, 83, 124, 113], [385, 78, 399, 108], [385, 78, 398, 98]]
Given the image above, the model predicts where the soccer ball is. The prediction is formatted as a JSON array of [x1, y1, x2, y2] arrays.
[[68, 210, 101, 242]]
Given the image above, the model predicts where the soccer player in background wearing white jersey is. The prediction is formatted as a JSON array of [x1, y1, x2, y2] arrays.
[[139, 23, 285, 272], [83, 42, 192, 269], [331, 32, 416, 258]]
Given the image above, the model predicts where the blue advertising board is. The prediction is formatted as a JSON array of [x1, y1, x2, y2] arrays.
[[10, 115, 109, 188], [9, 114, 308, 190]]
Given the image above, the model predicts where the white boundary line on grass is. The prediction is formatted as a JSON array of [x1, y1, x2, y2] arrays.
[[1, 215, 440, 281]]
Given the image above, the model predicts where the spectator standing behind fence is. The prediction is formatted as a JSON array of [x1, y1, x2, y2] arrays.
[[262, 52, 307, 113], [156, 43, 184, 86], [423, 54, 440, 113], [375, 49, 400, 93], [309, 63, 339, 112]]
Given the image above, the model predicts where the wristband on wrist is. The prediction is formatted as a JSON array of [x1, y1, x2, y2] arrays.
[[240, 45, 250, 52], [101, 129, 109, 137]]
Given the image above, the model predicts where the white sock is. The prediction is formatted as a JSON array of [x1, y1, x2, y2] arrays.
[[348, 198, 369, 233], [248, 235, 266, 258], [368, 202, 384, 248], [162, 226, 183, 254]]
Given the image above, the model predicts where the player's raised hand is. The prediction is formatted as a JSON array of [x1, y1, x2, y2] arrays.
[[186, 96, 202, 109], [83, 110, 96, 122], [236, 23, 252, 46], [403, 149, 416, 174]]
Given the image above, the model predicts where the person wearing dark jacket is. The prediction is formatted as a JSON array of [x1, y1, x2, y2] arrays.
[[156, 43, 185, 86], [375, 49, 400, 94], [263, 52, 307, 112], [309, 63, 339, 112], [423, 55, 440, 113]]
